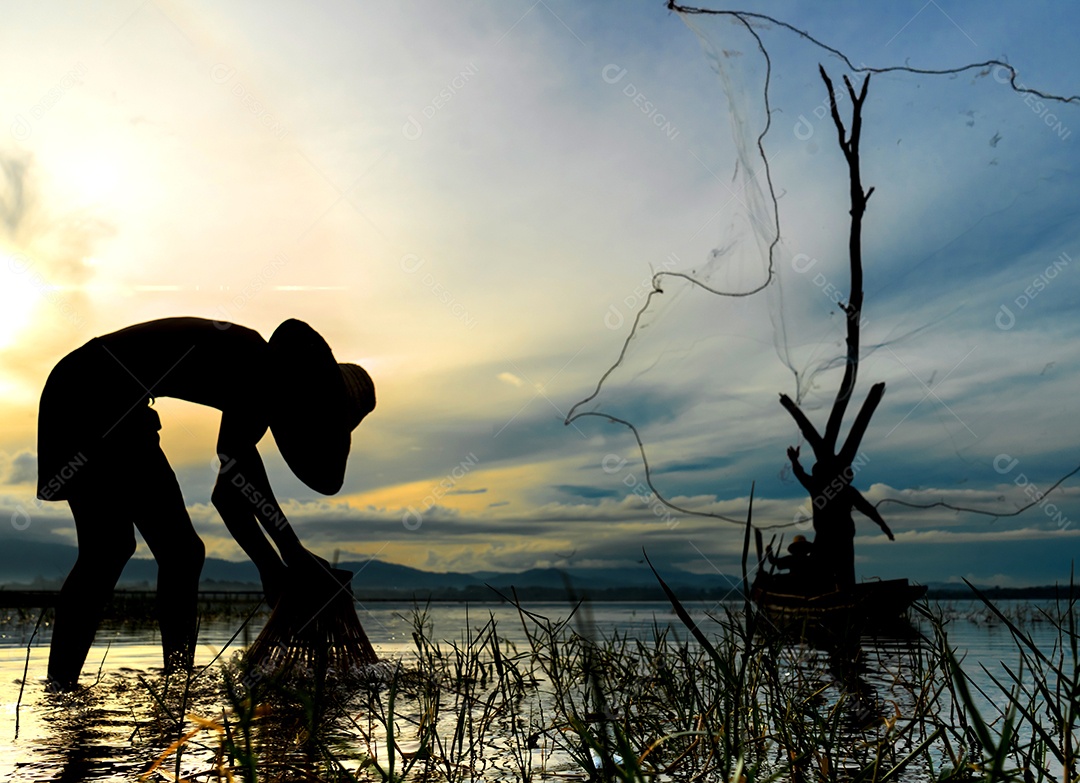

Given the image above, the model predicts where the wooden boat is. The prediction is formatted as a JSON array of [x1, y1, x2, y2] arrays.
[[751, 571, 927, 632]]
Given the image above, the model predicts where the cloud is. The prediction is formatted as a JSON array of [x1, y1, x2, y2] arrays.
[[874, 527, 1080, 545], [6, 452, 35, 484], [2, 2, 1079, 588], [551, 484, 620, 500], [0, 150, 113, 403], [0, 154, 31, 237]]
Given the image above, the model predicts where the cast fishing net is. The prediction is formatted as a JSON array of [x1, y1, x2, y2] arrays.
[[569, 6, 1080, 546]]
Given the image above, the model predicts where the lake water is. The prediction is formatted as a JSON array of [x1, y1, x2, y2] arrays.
[[0, 598, 1072, 780]]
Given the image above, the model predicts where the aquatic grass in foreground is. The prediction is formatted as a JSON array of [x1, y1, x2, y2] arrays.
[[922, 580, 1080, 781], [58, 583, 1076, 781]]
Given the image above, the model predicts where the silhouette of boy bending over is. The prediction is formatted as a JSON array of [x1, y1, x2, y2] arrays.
[[37, 317, 375, 690]]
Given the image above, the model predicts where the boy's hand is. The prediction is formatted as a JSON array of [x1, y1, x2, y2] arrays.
[[259, 561, 287, 607], [286, 548, 349, 603]]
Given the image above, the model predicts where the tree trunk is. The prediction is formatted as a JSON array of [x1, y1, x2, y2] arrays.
[[778, 67, 888, 590]]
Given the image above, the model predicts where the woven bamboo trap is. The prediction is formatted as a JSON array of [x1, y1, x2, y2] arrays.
[[246, 566, 378, 674]]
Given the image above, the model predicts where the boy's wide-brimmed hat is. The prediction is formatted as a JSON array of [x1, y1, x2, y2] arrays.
[[788, 534, 812, 555], [268, 319, 375, 494]]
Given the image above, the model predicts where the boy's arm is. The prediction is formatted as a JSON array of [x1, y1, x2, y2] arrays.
[[212, 415, 306, 601]]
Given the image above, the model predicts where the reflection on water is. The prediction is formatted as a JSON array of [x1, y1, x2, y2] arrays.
[[0, 600, 1071, 781], [20, 676, 147, 781]]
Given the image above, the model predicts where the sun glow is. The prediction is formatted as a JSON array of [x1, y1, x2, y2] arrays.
[[0, 253, 45, 350], [53, 152, 122, 205]]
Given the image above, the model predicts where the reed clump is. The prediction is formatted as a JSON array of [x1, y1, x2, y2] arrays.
[[109, 581, 1077, 782]]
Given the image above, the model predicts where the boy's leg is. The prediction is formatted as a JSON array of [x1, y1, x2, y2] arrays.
[[131, 446, 205, 672], [48, 494, 137, 689]]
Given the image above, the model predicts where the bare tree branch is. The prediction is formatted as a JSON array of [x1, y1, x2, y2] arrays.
[[778, 393, 826, 460], [839, 381, 885, 465], [820, 65, 873, 453]]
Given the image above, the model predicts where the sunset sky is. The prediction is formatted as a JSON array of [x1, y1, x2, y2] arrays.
[[2, 1, 1079, 588]]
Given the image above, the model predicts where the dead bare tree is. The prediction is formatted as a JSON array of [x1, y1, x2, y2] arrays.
[[778, 67, 894, 590]]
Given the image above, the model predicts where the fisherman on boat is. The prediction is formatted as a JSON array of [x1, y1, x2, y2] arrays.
[[766, 534, 814, 582]]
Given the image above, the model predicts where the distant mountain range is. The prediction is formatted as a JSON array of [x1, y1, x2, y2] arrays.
[[1, 540, 1065, 601], [0, 540, 739, 601]]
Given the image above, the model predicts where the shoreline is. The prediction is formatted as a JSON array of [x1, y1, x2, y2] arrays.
[[0, 582, 1073, 609]]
